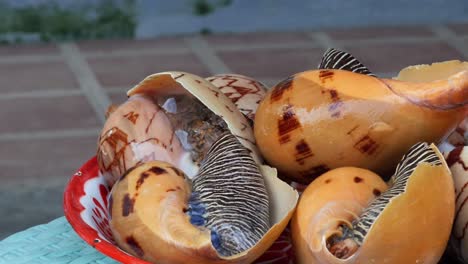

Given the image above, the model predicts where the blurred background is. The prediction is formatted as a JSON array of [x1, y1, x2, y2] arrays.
[[0, 0, 467, 243]]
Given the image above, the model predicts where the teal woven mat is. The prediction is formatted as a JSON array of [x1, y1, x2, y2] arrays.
[[0, 217, 116, 264]]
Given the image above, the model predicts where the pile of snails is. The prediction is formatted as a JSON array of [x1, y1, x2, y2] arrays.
[[97, 48, 468, 264]]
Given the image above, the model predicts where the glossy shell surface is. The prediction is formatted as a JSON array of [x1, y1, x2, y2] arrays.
[[254, 69, 467, 183], [291, 143, 455, 263], [104, 71, 300, 263], [63, 157, 298, 264], [97, 95, 188, 186], [207, 73, 267, 122], [127, 71, 262, 164]]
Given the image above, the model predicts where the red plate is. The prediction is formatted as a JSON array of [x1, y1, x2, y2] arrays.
[[63, 156, 295, 264]]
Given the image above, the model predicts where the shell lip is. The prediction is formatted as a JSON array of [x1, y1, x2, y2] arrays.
[[127, 71, 190, 97], [198, 166, 299, 260], [218, 196, 299, 260]]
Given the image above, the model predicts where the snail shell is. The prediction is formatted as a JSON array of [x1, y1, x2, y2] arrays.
[[446, 146, 468, 263], [99, 73, 268, 187], [254, 49, 468, 183], [107, 72, 298, 263], [292, 142, 454, 263], [206, 73, 267, 123], [97, 95, 193, 186]]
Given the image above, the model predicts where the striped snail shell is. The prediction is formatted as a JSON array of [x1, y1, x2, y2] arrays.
[[292, 142, 454, 264]]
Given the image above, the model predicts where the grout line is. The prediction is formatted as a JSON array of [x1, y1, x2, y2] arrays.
[[431, 25, 468, 59], [308, 32, 344, 50], [0, 128, 100, 141], [84, 47, 190, 59], [307, 32, 344, 67], [0, 87, 128, 100], [0, 54, 62, 64], [0, 178, 71, 189], [0, 30, 460, 65], [59, 43, 111, 124], [308, 32, 398, 78], [259, 78, 281, 88], [0, 34, 458, 65], [185, 35, 232, 75], [0, 89, 83, 100], [375, 72, 398, 78], [107, 86, 130, 94], [214, 42, 322, 52], [337, 36, 439, 46]]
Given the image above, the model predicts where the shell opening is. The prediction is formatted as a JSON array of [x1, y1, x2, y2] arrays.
[[317, 143, 443, 261], [347, 143, 442, 244], [324, 142, 443, 258], [152, 92, 271, 256], [327, 237, 359, 259], [156, 94, 229, 167], [106, 71, 299, 263], [325, 223, 359, 259], [127, 75, 272, 256]]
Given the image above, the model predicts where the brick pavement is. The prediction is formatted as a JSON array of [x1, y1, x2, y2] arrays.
[[1, 23, 467, 240]]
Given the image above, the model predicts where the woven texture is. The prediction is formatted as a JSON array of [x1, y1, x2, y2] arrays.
[[0, 217, 116, 264]]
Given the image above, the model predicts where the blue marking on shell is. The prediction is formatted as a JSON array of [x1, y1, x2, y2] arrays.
[[188, 192, 206, 226], [191, 133, 270, 256], [211, 230, 222, 251]]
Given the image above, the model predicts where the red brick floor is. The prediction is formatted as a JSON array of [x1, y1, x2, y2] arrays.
[[326, 25, 436, 40], [344, 41, 464, 73], [0, 24, 467, 244]]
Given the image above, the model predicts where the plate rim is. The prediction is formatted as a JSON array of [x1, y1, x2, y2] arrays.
[[63, 156, 150, 264]]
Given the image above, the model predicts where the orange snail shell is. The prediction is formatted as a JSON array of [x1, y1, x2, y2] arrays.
[[254, 63, 468, 184], [291, 143, 455, 264]]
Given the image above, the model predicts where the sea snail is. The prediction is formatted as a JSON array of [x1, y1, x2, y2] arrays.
[[292, 142, 455, 264], [101, 72, 298, 263], [254, 48, 468, 183]]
